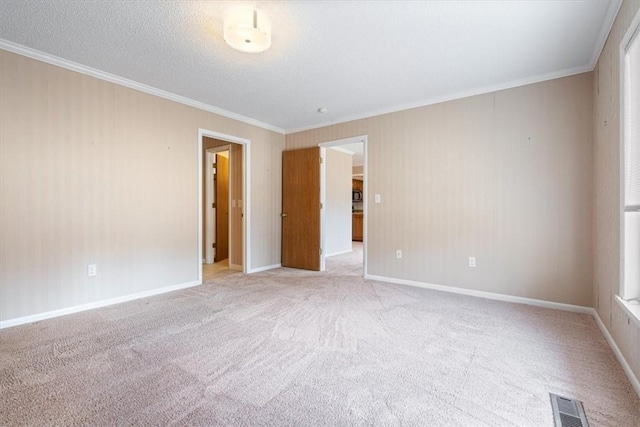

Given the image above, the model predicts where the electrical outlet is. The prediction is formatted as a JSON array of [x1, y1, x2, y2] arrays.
[[396, 249, 402, 259], [88, 264, 97, 277], [468, 257, 476, 268]]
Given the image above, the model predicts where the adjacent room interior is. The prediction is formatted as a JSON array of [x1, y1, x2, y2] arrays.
[[1, 1, 639, 425], [202, 136, 245, 281]]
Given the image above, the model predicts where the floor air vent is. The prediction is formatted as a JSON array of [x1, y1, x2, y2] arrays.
[[550, 393, 589, 427]]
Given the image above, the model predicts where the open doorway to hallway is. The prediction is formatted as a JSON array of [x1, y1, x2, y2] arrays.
[[320, 136, 366, 276], [202, 137, 243, 281]]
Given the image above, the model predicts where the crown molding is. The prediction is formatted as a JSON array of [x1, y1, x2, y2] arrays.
[[286, 2, 623, 136], [0, 39, 285, 135], [285, 64, 593, 135], [589, 0, 623, 69]]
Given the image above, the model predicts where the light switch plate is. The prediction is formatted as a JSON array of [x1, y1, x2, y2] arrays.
[[375, 194, 381, 204]]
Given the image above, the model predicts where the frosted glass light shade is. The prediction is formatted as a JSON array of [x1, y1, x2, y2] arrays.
[[224, 8, 271, 53]]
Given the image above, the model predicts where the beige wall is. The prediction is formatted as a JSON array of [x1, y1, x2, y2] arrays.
[[0, 50, 284, 322], [593, 0, 640, 383], [287, 73, 594, 307], [325, 148, 352, 256]]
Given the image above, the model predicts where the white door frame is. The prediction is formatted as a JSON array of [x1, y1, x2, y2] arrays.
[[205, 145, 231, 264], [318, 135, 368, 275], [198, 129, 251, 283]]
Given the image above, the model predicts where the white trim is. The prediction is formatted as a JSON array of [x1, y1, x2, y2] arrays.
[[198, 133, 203, 284], [365, 274, 593, 314], [592, 308, 640, 398], [248, 263, 281, 274], [2, 37, 616, 139], [589, 0, 623, 69], [319, 147, 326, 271], [317, 135, 368, 148], [0, 280, 201, 329], [198, 129, 251, 280], [615, 295, 640, 328], [286, 67, 593, 134], [619, 7, 640, 301], [0, 40, 284, 135], [325, 249, 353, 258], [362, 136, 368, 278]]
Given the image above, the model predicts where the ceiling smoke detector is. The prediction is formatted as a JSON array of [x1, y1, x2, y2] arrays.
[[224, 8, 271, 53], [317, 107, 328, 114]]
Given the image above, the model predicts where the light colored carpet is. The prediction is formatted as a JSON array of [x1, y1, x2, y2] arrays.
[[1, 243, 638, 426]]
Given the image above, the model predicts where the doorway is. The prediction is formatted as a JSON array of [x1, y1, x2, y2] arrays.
[[319, 136, 367, 275], [280, 137, 367, 274], [198, 129, 250, 283], [205, 146, 230, 279]]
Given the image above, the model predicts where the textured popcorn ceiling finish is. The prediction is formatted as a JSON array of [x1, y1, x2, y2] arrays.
[[0, 1, 620, 133]]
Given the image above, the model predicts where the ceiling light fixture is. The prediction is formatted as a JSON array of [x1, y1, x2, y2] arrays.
[[318, 107, 328, 114], [223, 8, 271, 53]]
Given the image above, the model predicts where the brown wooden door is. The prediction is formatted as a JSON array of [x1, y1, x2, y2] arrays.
[[282, 147, 321, 270], [215, 153, 229, 262]]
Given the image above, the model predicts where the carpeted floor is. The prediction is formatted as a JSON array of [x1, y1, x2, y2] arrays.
[[1, 243, 638, 426]]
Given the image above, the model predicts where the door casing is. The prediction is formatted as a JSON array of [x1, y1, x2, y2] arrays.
[[198, 129, 250, 282], [318, 135, 368, 274]]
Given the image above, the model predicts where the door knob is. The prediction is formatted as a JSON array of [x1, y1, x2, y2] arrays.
[[281, 213, 288, 218]]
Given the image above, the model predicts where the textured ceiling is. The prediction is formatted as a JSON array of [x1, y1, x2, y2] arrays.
[[0, 1, 620, 133]]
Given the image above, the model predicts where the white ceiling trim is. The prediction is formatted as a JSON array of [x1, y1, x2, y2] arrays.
[[287, 1, 622, 136], [286, 63, 593, 135], [1, 0, 621, 139], [317, 135, 367, 148], [588, 0, 623, 69], [0, 39, 285, 135]]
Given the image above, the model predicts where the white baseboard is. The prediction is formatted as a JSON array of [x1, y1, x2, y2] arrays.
[[2, 269, 638, 399], [592, 309, 640, 398], [365, 274, 593, 314], [248, 263, 281, 274], [0, 280, 201, 329], [365, 273, 639, 398], [325, 249, 353, 257], [229, 263, 243, 271]]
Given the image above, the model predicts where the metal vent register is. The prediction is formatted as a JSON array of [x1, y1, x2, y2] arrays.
[[550, 393, 589, 427]]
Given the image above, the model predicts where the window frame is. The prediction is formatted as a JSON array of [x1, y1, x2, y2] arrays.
[[619, 8, 640, 305]]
